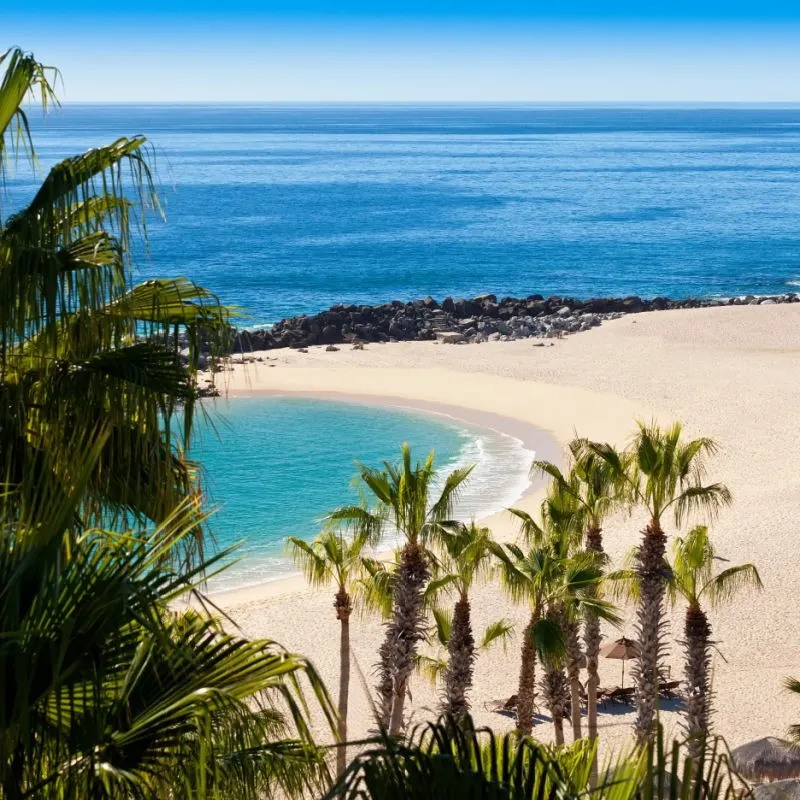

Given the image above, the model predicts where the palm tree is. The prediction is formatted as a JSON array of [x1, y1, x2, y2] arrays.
[[288, 526, 373, 775], [423, 520, 505, 719], [492, 516, 554, 738], [536, 485, 588, 746], [0, 48, 233, 555], [0, 437, 336, 799], [668, 525, 761, 760], [494, 511, 615, 742], [588, 422, 732, 748], [533, 440, 622, 776], [537, 535, 616, 746], [329, 444, 473, 734]]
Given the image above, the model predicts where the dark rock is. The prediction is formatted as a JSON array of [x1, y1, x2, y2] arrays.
[[622, 296, 645, 313], [219, 291, 795, 354], [322, 324, 339, 342]]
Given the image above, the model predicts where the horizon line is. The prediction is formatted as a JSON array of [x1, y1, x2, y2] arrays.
[[53, 99, 800, 106]]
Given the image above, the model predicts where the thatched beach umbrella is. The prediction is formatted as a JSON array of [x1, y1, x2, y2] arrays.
[[599, 636, 641, 688], [732, 738, 800, 782], [753, 780, 800, 800]]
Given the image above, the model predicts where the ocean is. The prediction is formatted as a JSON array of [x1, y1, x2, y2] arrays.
[[16, 103, 800, 325], [10, 103, 800, 585]]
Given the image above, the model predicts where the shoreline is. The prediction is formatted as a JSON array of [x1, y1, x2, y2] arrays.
[[207, 392, 563, 605]]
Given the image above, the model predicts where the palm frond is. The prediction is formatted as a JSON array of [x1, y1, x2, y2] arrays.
[[0, 48, 58, 186], [326, 717, 745, 800], [704, 564, 762, 608], [480, 619, 515, 651]]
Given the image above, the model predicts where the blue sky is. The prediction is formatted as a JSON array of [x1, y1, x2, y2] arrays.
[[6, 1, 800, 101]]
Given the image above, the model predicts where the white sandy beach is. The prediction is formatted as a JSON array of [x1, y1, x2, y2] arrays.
[[209, 304, 800, 754]]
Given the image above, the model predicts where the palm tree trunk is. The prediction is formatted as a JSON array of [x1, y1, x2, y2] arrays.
[[540, 606, 568, 746], [633, 520, 668, 749], [442, 593, 475, 719], [516, 610, 539, 737], [565, 616, 583, 742], [683, 601, 712, 762], [375, 637, 394, 728], [387, 541, 430, 735], [541, 663, 568, 746], [335, 588, 352, 776], [584, 524, 604, 786]]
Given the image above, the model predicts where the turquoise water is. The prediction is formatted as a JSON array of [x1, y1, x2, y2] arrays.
[[194, 397, 534, 590], [12, 104, 800, 324]]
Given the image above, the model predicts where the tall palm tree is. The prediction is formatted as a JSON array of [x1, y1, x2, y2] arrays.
[[329, 444, 473, 734], [0, 437, 336, 799], [537, 535, 617, 746], [668, 525, 761, 759], [288, 526, 373, 775], [494, 511, 615, 741], [492, 511, 555, 738], [0, 48, 233, 557], [424, 521, 509, 718], [535, 485, 589, 746], [533, 440, 622, 776], [588, 422, 732, 748]]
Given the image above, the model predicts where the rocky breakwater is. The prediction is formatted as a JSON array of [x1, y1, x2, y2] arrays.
[[234, 292, 800, 352]]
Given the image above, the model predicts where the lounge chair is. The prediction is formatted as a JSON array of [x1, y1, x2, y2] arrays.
[[658, 680, 682, 699]]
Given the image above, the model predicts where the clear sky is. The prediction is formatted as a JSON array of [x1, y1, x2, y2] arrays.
[[6, 0, 800, 101]]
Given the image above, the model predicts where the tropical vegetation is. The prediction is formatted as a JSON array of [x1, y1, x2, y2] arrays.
[[0, 460, 335, 799], [586, 423, 732, 748], [668, 525, 761, 759], [0, 47, 233, 548], [288, 526, 374, 775], [327, 444, 473, 734], [532, 439, 621, 779], [424, 520, 511, 719], [0, 46, 334, 799], [326, 717, 747, 800]]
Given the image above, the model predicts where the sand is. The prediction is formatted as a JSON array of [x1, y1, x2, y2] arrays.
[[208, 304, 800, 754]]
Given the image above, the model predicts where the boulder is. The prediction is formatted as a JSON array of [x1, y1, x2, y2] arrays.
[[436, 331, 466, 344]]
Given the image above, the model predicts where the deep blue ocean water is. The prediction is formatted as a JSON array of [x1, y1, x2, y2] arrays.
[[9, 103, 800, 585], [195, 397, 533, 589], [12, 103, 800, 325]]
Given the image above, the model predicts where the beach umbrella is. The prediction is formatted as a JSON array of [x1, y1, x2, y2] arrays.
[[732, 738, 800, 782], [753, 780, 800, 800], [599, 636, 641, 688]]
